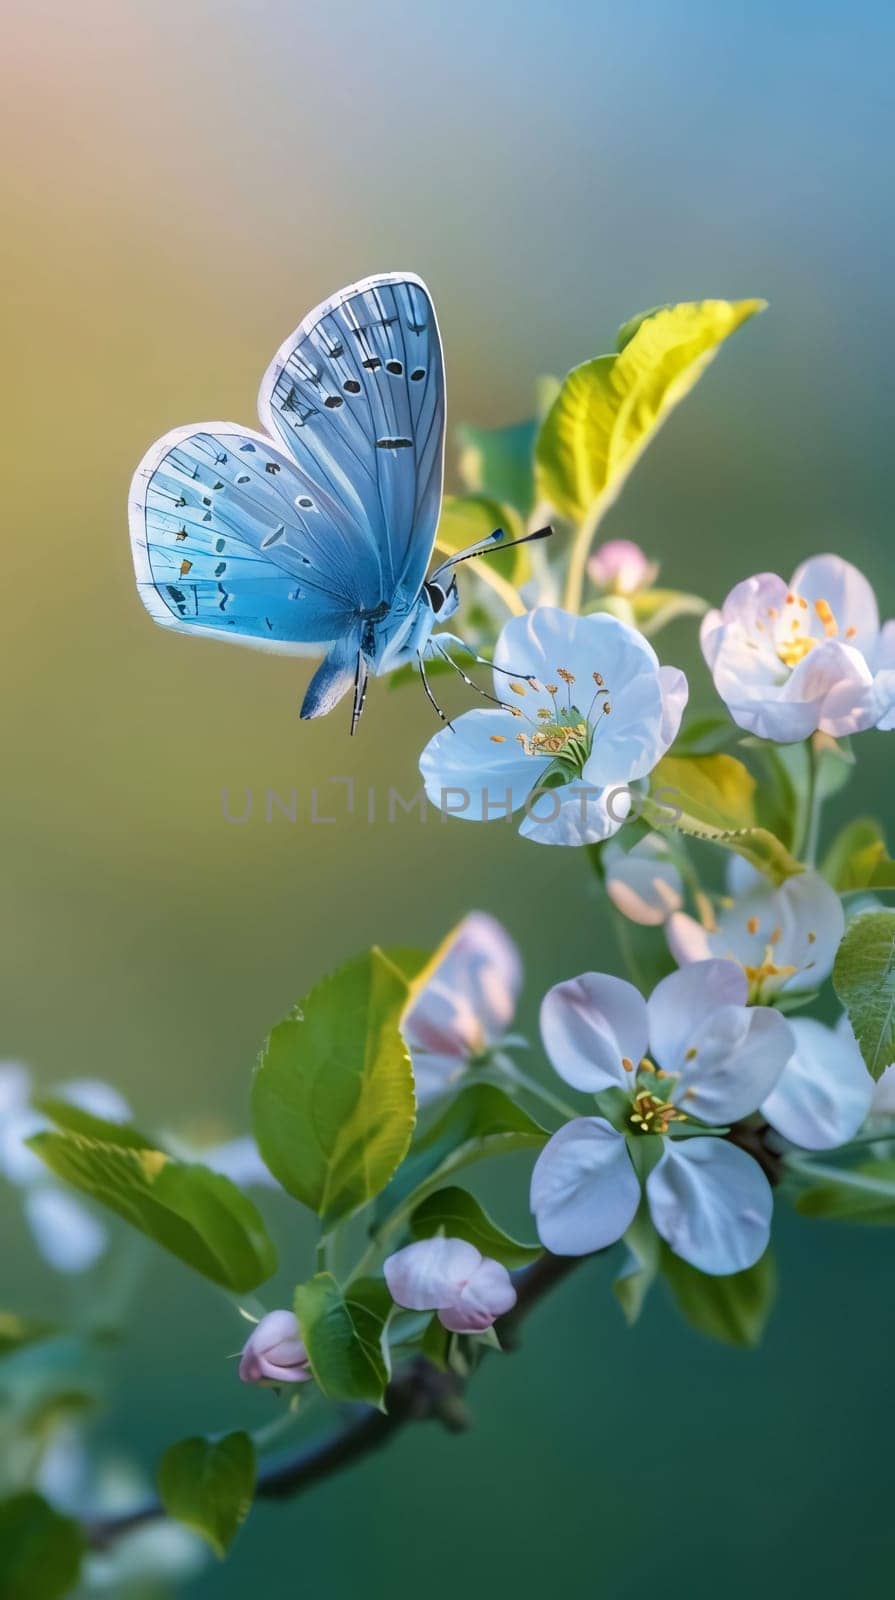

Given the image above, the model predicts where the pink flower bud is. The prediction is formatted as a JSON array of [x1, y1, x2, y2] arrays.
[[238, 1310, 312, 1385], [384, 1237, 517, 1334], [588, 539, 658, 596]]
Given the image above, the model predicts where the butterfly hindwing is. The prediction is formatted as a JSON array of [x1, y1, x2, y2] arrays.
[[129, 423, 375, 654], [258, 272, 446, 610]]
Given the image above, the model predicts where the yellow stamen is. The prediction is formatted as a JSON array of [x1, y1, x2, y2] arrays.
[[490, 735, 506, 743], [621, 1056, 635, 1072], [746, 916, 759, 935], [814, 597, 838, 638], [509, 681, 527, 695], [556, 667, 576, 685], [684, 1047, 698, 1061]]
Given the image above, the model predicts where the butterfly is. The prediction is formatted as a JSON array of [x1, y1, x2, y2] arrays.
[[129, 271, 551, 733]]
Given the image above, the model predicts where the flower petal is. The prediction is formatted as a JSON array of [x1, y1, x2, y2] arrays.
[[761, 1016, 874, 1150], [657, 665, 689, 753], [647, 959, 748, 1070], [540, 973, 649, 1092], [493, 606, 659, 719], [438, 1256, 517, 1332], [665, 912, 714, 965], [790, 554, 879, 657], [783, 639, 877, 737], [674, 1004, 795, 1124], [420, 709, 546, 821], [384, 1237, 482, 1311], [530, 1117, 640, 1255], [517, 781, 628, 846], [605, 834, 684, 926], [646, 1137, 772, 1274], [25, 1186, 107, 1274]]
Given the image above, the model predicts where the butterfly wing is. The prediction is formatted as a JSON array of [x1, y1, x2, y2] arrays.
[[258, 272, 446, 612], [129, 422, 375, 654]]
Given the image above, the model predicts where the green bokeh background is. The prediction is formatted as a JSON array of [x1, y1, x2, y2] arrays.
[[3, 0, 893, 1593]]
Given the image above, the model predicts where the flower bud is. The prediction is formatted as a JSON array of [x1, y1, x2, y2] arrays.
[[238, 1310, 312, 1385], [384, 1237, 517, 1334], [588, 539, 658, 596]]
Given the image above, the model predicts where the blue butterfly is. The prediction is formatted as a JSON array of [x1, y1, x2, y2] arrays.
[[129, 271, 550, 732]]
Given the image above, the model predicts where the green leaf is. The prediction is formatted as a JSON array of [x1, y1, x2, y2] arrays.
[[794, 1159, 895, 1225], [0, 1493, 83, 1600], [31, 1097, 157, 1150], [0, 1313, 57, 1358], [457, 420, 537, 515], [644, 753, 803, 884], [158, 1432, 255, 1559], [823, 818, 895, 892], [535, 299, 765, 526], [294, 1272, 391, 1407], [613, 1208, 660, 1325], [410, 1186, 541, 1268], [832, 911, 895, 1080], [660, 1246, 776, 1347], [28, 1130, 276, 1291], [669, 713, 738, 757], [251, 948, 415, 1227], [375, 1083, 548, 1227]]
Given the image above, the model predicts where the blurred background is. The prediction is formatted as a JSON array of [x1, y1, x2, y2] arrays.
[[2, 0, 893, 1593]]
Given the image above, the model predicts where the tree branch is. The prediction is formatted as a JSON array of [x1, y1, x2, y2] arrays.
[[85, 1252, 583, 1550]]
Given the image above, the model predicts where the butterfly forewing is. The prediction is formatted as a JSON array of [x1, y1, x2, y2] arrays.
[[129, 423, 372, 653], [258, 272, 446, 610]]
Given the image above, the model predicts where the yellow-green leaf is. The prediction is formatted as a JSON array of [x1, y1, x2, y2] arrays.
[[251, 948, 415, 1226], [653, 753, 757, 829], [536, 299, 765, 526], [644, 752, 803, 883]]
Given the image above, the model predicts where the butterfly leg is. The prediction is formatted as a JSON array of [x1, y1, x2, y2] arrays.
[[350, 653, 369, 737], [418, 653, 453, 730]]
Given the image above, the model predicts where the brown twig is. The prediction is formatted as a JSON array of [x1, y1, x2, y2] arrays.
[[85, 1251, 585, 1550]]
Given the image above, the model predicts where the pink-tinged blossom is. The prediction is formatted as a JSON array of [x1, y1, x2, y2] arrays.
[[604, 833, 684, 926], [384, 1237, 517, 1333], [700, 555, 895, 741], [588, 539, 659, 596], [531, 961, 793, 1274], [666, 862, 844, 1001], [401, 913, 522, 1105], [238, 1310, 312, 1385]]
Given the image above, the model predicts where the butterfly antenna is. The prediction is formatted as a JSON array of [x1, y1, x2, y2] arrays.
[[429, 524, 554, 584]]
